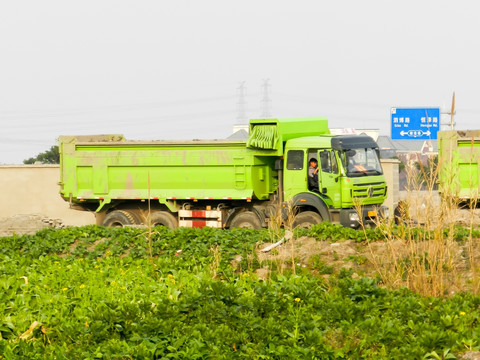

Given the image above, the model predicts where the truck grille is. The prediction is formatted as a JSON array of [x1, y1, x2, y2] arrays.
[[351, 182, 386, 199]]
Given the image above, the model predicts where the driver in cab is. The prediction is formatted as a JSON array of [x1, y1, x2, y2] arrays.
[[308, 158, 319, 192]]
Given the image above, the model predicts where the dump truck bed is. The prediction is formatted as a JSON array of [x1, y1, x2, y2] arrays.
[[59, 135, 278, 206]]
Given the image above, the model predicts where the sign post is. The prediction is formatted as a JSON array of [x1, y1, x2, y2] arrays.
[[391, 107, 440, 140]]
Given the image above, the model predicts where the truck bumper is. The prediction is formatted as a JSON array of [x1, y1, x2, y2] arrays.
[[339, 205, 389, 228]]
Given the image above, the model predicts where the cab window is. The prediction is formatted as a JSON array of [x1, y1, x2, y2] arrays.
[[319, 150, 338, 174], [286, 150, 304, 170]]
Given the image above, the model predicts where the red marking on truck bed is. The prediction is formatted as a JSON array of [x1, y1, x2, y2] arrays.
[[191, 210, 206, 218], [192, 220, 206, 228]]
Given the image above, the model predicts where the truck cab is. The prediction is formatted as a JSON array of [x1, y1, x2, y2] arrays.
[[283, 135, 388, 228]]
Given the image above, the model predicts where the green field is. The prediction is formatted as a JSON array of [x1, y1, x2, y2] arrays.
[[1, 225, 480, 359]]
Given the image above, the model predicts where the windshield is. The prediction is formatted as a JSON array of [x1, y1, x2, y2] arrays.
[[341, 148, 383, 177]]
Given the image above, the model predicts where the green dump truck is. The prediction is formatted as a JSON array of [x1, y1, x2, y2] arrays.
[[438, 130, 480, 204], [59, 117, 388, 229]]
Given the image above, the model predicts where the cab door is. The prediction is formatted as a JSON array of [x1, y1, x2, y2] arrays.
[[283, 149, 307, 198], [318, 150, 342, 208]]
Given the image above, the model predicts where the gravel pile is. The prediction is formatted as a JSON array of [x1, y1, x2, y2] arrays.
[[0, 214, 65, 237]]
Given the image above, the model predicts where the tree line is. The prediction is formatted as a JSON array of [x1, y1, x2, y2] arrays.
[[23, 146, 59, 164]]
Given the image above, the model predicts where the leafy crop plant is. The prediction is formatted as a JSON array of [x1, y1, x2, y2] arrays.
[[0, 225, 480, 359]]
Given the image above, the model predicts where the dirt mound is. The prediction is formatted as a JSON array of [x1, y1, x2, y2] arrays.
[[257, 234, 479, 293], [399, 191, 480, 226], [0, 214, 64, 237], [257, 237, 375, 279]]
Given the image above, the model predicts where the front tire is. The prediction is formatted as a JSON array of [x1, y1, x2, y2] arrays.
[[102, 210, 140, 227], [230, 211, 262, 229], [292, 211, 323, 229]]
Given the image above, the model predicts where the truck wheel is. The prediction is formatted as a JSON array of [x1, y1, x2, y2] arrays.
[[230, 212, 262, 229], [292, 211, 323, 229], [149, 211, 178, 229], [102, 210, 140, 227]]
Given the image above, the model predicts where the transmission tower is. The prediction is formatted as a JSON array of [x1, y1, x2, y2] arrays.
[[236, 81, 248, 123], [260, 79, 272, 118]]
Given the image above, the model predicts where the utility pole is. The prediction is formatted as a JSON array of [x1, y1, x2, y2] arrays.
[[260, 78, 272, 118], [450, 92, 456, 130], [440, 92, 456, 131], [236, 81, 248, 124]]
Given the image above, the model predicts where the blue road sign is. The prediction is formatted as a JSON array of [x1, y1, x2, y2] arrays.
[[391, 107, 440, 140]]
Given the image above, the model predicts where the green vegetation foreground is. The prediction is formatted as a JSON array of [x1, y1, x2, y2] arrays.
[[1, 225, 480, 359]]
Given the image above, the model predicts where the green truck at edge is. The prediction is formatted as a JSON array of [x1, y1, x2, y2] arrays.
[[59, 117, 388, 229], [438, 130, 480, 203]]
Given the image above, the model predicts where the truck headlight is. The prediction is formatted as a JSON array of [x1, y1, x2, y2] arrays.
[[349, 212, 360, 222]]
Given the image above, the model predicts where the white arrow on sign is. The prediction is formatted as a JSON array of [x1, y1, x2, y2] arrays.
[[400, 130, 432, 138]]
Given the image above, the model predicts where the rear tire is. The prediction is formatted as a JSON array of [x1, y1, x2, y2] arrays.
[[102, 210, 140, 227], [292, 211, 323, 229], [230, 211, 262, 229], [149, 211, 178, 229]]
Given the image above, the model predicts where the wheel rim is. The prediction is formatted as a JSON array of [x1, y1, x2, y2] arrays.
[[237, 222, 255, 229]]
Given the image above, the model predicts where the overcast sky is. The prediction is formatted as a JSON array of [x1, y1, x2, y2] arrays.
[[1, 1, 479, 164]]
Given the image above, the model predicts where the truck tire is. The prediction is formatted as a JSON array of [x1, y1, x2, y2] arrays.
[[102, 210, 140, 227], [292, 211, 323, 229], [230, 211, 262, 229], [149, 211, 178, 229]]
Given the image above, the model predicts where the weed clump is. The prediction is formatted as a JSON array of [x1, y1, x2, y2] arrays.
[[366, 154, 480, 296]]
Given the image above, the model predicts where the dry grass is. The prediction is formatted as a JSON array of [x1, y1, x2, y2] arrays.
[[257, 202, 298, 279], [367, 154, 480, 296]]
